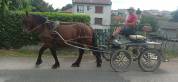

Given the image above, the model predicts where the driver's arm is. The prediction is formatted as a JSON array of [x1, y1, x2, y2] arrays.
[[125, 21, 137, 27]]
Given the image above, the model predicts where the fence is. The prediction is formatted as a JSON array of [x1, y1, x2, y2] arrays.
[[95, 27, 116, 45], [147, 34, 178, 59], [95, 27, 178, 58]]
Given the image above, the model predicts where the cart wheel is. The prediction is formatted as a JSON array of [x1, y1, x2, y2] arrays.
[[99, 45, 111, 61], [138, 49, 161, 72], [110, 50, 131, 72]]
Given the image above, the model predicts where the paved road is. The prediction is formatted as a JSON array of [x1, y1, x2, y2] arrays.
[[0, 56, 178, 82]]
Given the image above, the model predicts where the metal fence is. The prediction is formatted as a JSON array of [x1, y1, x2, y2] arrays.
[[147, 35, 178, 59], [95, 28, 115, 45], [95, 28, 178, 59]]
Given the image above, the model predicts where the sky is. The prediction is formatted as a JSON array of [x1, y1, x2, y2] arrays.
[[44, 0, 178, 11]]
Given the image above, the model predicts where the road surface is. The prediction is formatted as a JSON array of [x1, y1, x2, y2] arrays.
[[0, 56, 178, 82]]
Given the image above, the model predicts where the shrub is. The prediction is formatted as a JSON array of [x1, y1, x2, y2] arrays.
[[32, 12, 90, 24], [138, 15, 159, 32], [0, 12, 39, 49], [0, 12, 90, 49]]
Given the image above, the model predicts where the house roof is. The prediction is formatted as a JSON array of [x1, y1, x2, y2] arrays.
[[72, 0, 112, 5], [159, 20, 178, 29], [62, 8, 73, 13]]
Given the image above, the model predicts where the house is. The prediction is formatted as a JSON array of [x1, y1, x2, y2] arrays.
[[72, 0, 112, 29], [158, 21, 178, 39], [110, 9, 126, 26], [159, 28, 178, 39], [111, 9, 143, 25], [159, 11, 172, 18], [143, 10, 161, 16], [111, 9, 127, 17]]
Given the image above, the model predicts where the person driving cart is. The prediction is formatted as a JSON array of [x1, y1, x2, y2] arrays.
[[110, 7, 140, 55], [112, 7, 138, 37]]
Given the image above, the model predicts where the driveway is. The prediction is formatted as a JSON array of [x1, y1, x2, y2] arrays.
[[0, 56, 178, 82]]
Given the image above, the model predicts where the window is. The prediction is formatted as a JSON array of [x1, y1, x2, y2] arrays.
[[87, 6, 90, 11], [77, 5, 84, 13], [95, 6, 103, 13], [95, 18, 103, 25]]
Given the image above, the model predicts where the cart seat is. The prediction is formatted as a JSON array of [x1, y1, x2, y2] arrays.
[[129, 35, 146, 41]]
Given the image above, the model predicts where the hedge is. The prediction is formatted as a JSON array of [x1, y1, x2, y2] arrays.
[[32, 12, 90, 24], [0, 12, 90, 49]]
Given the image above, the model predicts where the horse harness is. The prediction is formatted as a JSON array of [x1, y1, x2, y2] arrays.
[[45, 21, 60, 32], [32, 20, 94, 49], [29, 20, 60, 33]]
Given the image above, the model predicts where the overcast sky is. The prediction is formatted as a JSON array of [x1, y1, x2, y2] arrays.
[[44, 0, 178, 11]]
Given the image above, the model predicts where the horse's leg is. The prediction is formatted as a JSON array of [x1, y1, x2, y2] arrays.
[[36, 46, 48, 67], [92, 48, 102, 67], [71, 49, 84, 67], [49, 47, 60, 69]]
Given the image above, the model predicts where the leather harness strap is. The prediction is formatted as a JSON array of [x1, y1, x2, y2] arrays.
[[29, 20, 60, 32]]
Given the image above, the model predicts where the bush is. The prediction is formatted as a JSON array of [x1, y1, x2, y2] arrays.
[[0, 12, 90, 49], [32, 12, 90, 24], [138, 15, 159, 32], [0, 12, 39, 49], [171, 9, 178, 22]]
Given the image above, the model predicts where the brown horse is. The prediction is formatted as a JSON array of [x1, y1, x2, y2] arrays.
[[22, 13, 102, 69]]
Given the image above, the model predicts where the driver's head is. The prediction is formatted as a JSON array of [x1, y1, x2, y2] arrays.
[[128, 7, 135, 14]]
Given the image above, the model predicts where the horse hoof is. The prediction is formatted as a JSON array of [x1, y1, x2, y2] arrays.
[[71, 63, 80, 67], [52, 64, 60, 69], [36, 60, 43, 66]]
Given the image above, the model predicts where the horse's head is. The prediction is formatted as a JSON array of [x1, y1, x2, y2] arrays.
[[22, 13, 47, 33]]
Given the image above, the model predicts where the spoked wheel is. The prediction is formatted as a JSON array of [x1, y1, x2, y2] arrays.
[[138, 49, 161, 72], [110, 50, 132, 72], [99, 45, 111, 61]]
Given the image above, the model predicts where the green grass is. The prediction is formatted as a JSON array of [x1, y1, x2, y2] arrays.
[[0, 45, 177, 59], [164, 49, 178, 59], [0, 45, 91, 57]]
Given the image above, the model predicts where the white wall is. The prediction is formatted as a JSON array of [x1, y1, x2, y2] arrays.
[[73, 4, 111, 29]]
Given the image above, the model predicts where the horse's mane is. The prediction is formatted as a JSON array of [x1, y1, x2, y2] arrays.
[[30, 14, 47, 24]]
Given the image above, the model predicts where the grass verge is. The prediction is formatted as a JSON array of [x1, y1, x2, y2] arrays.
[[0, 45, 91, 57]]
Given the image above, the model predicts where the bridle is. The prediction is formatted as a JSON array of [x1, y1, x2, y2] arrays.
[[27, 21, 47, 33]]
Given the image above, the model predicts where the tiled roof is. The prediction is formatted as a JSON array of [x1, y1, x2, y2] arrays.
[[72, 0, 112, 5]]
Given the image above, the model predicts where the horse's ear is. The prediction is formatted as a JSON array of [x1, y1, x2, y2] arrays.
[[25, 11, 29, 16]]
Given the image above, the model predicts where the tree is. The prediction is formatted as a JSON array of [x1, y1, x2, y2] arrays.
[[171, 9, 178, 22], [31, 0, 55, 12], [138, 15, 159, 32], [54, 8, 61, 12], [0, 0, 32, 15], [136, 8, 142, 15], [19, 0, 32, 11], [61, 4, 72, 11], [1, 0, 55, 12], [0, 0, 9, 15]]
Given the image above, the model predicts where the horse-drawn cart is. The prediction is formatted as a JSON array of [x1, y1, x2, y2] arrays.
[[55, 31, 162, 72], [23, 14, 162, 72]]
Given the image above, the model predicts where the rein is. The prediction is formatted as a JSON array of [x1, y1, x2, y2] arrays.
[[29, 22, 47, 33], [29, 21, 60, 33], [53, 31, 111, 54]]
